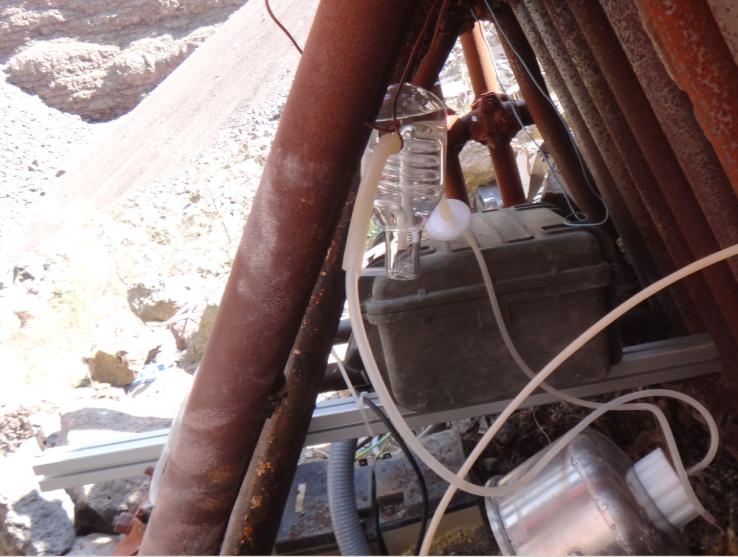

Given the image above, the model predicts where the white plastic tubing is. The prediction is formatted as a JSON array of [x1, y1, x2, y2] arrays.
[[343, 133, 737, 554]]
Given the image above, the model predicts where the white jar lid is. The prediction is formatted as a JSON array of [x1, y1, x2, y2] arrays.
[[633, 448, 699, 529]]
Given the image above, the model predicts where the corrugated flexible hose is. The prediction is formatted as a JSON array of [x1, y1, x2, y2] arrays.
[[327, 439, 372, 555]]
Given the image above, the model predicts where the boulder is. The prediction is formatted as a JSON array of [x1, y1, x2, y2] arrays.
[[459, 141, 496, 189], [0, 439, 76, 555], [180, 303, 218, 367], [59, 403, 172, 447], [66, 476, 149, 536]]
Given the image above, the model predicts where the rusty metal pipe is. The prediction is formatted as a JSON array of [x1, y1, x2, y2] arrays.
[[411, 0, 468, 92], [139, 2, 415, 554], [490, 3, 604, 219], [599, 0, 738, 283], [409, 9, 471, 207], [460, 21, 500, 94], [461, 22, 526, 206], [527, 0, 738, 359], [564, 0, 738, 347], [445, 113, 472, 205], [221, 192, 355, 555]]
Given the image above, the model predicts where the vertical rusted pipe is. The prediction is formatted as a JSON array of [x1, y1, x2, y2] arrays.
[[445, 113, 472, 205], [565, 0, 738, 347], [221, 192, 355, 556], [411, 1, 468, 92], [460, 21, 501, 94], [489, 4, 604, 219], [505, 2, 693, 330], [531, 0, 738, 361], [599, 0, 738, 282], [139, 2, 414, 554], [635, 0, 738, 199], [461, 22, 526, 206]]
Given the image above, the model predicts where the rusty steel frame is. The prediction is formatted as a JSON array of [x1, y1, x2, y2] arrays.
[[221, 192, 356, 555], [504, 2, 693, 331], [564, 0, 738, 350], [138, 2, 416, 554], [532, 0, 738, 361], [488, 4, 606, 224], [522, 0, 722, 337], [461, 21, 526, 206], [130, 2, 738, 553]]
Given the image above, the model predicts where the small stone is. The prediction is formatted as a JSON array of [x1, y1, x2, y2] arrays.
[[85, 351, 135, 387]]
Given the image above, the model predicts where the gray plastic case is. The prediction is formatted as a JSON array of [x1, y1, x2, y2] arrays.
[[363, 206, 614, 412]]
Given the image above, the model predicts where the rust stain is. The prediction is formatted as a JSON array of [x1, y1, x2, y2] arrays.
[[256, 461, 275, 476], [240, 521, 254, 541], [250, 495, 263, 510]]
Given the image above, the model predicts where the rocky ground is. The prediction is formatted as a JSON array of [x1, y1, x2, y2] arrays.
[[0, 0, 314, 553]]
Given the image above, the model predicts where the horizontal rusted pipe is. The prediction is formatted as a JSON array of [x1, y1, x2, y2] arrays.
[[222, 192, 355, 555], [565, 0, 738, 348], [635, 0, 738, 200], [138, 2, 415, 554]]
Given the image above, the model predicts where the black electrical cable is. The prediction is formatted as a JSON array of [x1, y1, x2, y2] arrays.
[[371, 465, 390, 555], [362, 396, 429, 556]]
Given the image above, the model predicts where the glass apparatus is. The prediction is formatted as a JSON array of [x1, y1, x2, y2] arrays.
[[370, 83, 447, 280]]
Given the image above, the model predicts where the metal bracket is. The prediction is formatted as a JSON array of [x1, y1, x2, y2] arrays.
[[33, 334, 720, 491]]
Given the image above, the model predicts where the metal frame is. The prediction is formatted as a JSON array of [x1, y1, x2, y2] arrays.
[[34, 334, 719, 492]]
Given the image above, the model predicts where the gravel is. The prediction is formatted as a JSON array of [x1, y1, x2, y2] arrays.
[[0, 69, 111, 249]]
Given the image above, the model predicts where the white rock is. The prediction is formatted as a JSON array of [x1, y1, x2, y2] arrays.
[[1, 0, 248, 121]]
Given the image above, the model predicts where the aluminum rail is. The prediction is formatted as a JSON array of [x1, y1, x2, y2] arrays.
[[33, 334, 719, 491]]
